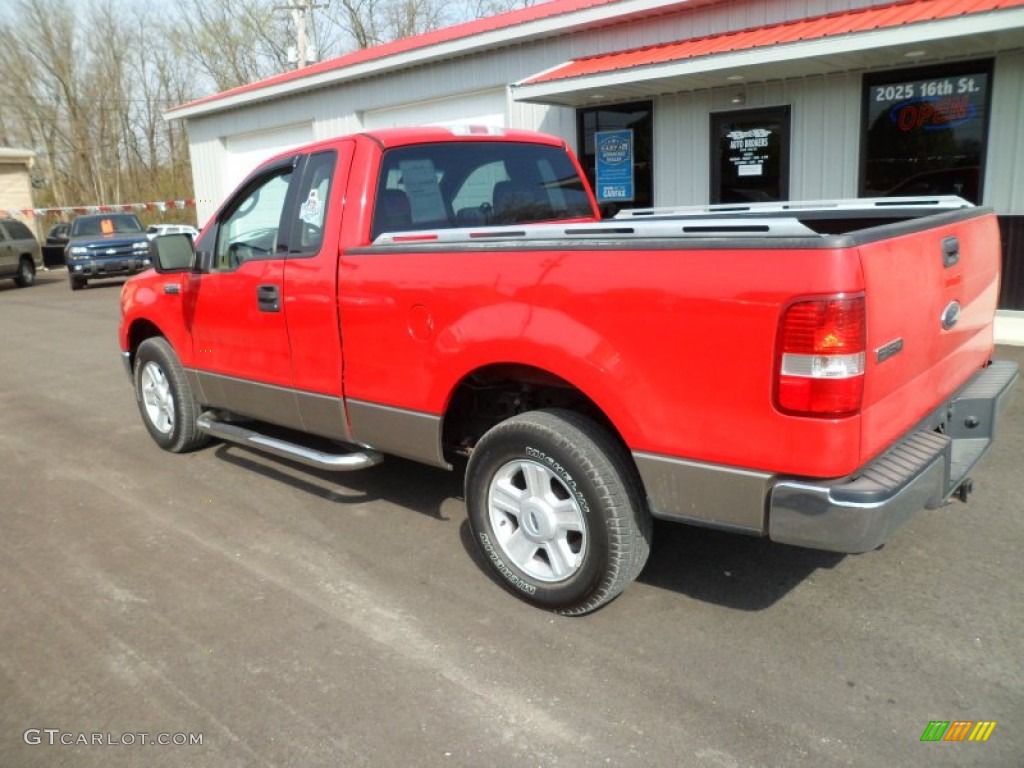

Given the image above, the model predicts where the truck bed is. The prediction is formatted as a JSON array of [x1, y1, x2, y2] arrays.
[[353, 197, 999, 481]]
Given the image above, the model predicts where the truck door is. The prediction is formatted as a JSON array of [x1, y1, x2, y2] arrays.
[[188, 155, 303, 422]]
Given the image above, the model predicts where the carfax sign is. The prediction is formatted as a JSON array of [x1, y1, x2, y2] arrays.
[[595, 129, 634, 203]]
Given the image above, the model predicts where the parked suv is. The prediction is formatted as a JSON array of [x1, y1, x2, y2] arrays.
[[66, 213, 151, 290], [0, 218, 42, 288]]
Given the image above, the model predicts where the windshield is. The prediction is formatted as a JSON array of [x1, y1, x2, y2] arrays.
[[71, 214, 144, 237]]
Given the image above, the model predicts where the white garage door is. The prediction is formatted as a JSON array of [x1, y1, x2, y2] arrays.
[[363, 89, 506, 130], [224, 122, 314, 198]]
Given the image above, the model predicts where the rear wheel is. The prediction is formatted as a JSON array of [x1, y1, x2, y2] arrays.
[[133, 337, 209, 453], [14, 257, 35, 287], [466, 409, 651, 615]]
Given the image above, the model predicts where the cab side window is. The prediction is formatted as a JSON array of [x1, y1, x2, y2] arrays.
[[288, 150, 336, 255], [215, 166, 293, 271]]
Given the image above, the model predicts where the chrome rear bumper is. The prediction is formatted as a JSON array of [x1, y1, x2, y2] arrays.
[[769, 360, 1019, 553]]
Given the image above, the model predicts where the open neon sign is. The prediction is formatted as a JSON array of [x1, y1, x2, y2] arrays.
[[888, 96, 976, 131]]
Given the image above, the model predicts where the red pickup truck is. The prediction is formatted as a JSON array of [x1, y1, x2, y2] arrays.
[[119, 127, 1017, 614]]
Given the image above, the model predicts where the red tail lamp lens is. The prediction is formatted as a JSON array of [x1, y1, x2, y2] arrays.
[[776, 296, 866, 417]]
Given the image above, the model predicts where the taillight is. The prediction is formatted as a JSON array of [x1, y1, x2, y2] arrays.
[[775, 295, 866, 417]]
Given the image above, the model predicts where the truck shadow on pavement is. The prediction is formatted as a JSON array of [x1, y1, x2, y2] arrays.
[[212, 445, 462, 520], [212, 442, 843, 611], [635, 520, 844, 611]]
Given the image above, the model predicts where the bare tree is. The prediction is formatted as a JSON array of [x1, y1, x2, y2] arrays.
[[0, 0, 92, 207], [0, 0, 198, 214], [168, 0, 294, 91], [319, 0, 454, 51], [466, 0, 539, 16], [0, 0, 520, 215]]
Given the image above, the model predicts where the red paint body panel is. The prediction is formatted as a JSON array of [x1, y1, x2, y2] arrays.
[[120, 274, 197, 368], [858, 214, 999, 462], [338, 244, 872, 476], [191, 260, 292, 386]]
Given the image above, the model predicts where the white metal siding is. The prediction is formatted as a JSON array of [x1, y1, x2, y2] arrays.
[[186, 130, 226, 227], [653, 91, 713, 206], [363, 89, 507, 129], [988, 50, 1024, 214], [507, 100, 577, 149], [224, 123, 314, 192], [785, 75, 862, 200]]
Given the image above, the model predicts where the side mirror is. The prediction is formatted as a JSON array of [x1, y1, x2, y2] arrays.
[[151, 233, 197, 273]]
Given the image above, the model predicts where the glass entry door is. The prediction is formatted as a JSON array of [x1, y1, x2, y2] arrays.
[[710, 106, 791, 204]]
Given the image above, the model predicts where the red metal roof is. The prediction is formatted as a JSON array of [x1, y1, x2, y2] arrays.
[[522, 0, 1024, 85], [171, 0, 627, 113]]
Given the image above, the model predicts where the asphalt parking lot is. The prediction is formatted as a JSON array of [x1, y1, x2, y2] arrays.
[[1, 270, 1021, 768]]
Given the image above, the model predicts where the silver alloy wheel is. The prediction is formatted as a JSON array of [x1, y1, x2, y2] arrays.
[[486, 459, 588, 583], [140, 361, 174, 435]]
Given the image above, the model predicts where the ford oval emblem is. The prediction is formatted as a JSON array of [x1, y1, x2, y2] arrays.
[[941, 301, 962, 331]]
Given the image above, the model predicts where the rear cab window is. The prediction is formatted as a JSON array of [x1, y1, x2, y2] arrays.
[[371, 141, 594, 239]]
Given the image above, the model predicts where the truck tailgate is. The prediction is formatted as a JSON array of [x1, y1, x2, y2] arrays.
[[856, 208, 1001, 464]]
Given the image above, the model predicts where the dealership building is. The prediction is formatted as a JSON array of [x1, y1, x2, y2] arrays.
[[168, 0, 1024, 339]]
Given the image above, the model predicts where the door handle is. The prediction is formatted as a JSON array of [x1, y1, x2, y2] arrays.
[[942, 236, 960, 268], [257, 284, 280, 312]]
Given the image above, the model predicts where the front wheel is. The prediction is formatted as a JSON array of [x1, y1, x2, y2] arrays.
[[133, 337, 209, 453], [14, 257, 35, 287], [466, 409, 651, 615]]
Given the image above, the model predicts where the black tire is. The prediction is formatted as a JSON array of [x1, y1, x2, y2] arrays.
[[69, 274, 86, 291], [133, 337, 209, 453], [14, 257, 35, 287], [466, 409, 652, 615]]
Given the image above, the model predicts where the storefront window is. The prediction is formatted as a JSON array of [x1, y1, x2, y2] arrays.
[[710, 106, 791, 204], [577, 101, 653, 215], [861, 61, 992, 204]]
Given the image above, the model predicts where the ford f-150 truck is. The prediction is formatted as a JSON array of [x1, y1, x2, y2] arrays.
[[119, 126, 1017, 614]]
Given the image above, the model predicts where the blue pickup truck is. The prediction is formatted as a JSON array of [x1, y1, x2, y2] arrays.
[[66, 213, 152, 291]]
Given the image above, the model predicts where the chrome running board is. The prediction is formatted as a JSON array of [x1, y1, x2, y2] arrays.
[[197, 413, 383, 471]]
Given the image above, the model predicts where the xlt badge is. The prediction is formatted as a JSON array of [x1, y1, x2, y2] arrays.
[[876, 338, 904, 364]]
